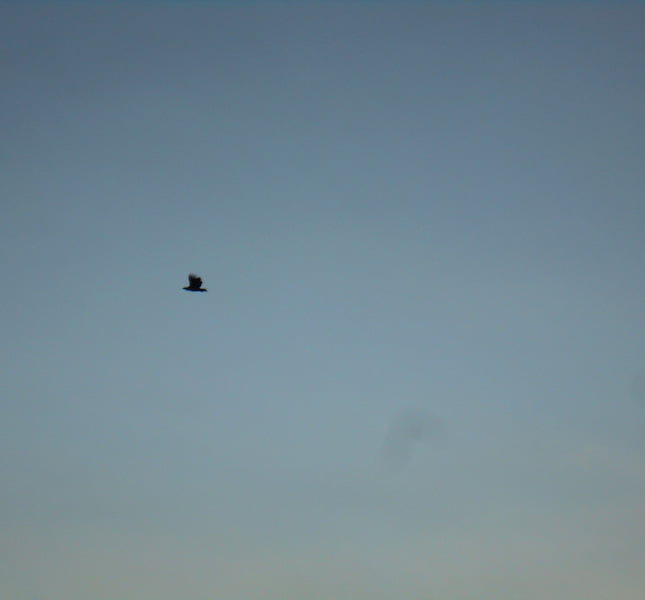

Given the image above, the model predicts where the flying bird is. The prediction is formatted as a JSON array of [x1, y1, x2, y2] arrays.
[[183, 273, 207, 292]]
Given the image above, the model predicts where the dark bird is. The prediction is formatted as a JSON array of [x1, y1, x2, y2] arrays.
[[183, 273, 208, 292]]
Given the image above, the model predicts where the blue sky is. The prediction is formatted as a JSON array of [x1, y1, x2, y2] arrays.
[[2, 4, 644, 599]]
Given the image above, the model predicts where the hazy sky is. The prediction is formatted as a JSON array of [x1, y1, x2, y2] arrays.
[[2, 4, 644, 600]]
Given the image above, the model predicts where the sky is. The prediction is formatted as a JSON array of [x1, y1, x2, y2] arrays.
[[1, 3, 644, 600]]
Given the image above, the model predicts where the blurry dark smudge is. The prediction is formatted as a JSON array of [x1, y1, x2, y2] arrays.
[[379, 407, 442, 472]]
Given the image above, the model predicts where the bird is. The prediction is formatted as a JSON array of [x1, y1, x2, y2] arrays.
[[183, 273, 208, 292]]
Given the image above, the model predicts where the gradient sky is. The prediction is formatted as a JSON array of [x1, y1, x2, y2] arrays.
[[2, 4, 644, 600]]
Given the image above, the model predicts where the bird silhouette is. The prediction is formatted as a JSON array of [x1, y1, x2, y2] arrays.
[[183, 273, 207, 292]]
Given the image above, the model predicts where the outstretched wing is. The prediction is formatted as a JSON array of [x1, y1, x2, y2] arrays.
[[188, 273, 203, 288]]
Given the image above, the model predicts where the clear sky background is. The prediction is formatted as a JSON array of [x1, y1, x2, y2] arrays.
[[2, 4, 644, 600]]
